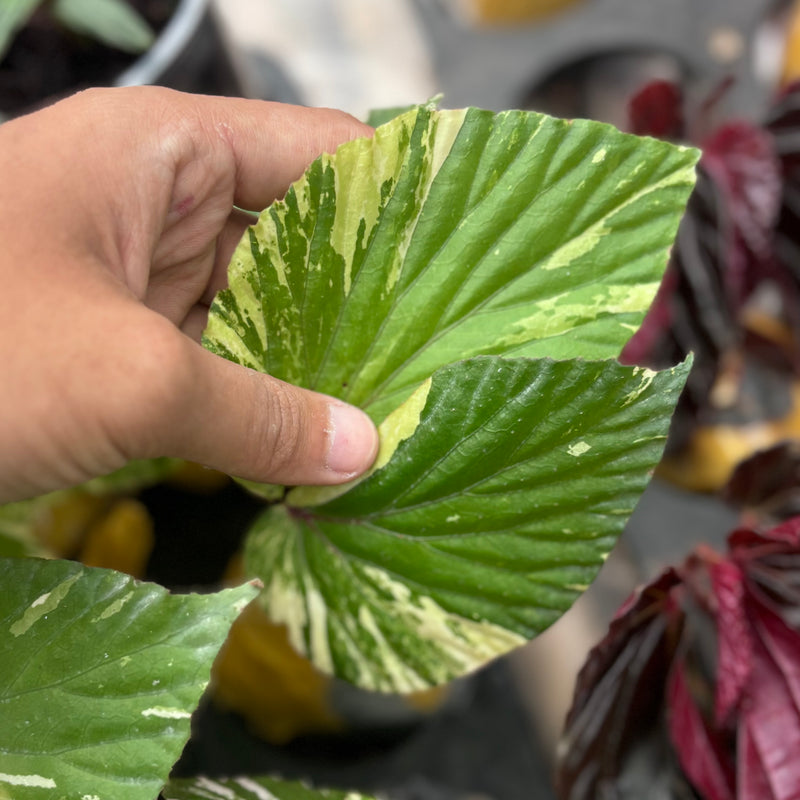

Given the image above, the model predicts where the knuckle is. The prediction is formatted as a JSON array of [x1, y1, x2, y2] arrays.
[[251, 378, 307, 479]]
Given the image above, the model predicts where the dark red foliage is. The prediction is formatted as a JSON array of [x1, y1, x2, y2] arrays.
[[767, 81, 800, 315], [722, 442, 800, 522], [699, 122, 782, 305], [620, 80, 800, 453], [555, 519, 800, 800], [628, 80, 684, 140]]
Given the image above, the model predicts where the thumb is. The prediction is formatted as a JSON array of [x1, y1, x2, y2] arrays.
[[150, 340, 379, 487]]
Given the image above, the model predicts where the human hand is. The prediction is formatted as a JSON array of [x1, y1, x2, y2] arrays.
[[0, 87, 379, 502]]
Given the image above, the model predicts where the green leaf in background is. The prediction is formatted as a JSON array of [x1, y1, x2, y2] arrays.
[[204, 103, 697, 423], [365, 102, 420, 128], [0, 458, 182, 558], [83, 456, 183, 494], [0, 499, 50, 558], [0, 0, 40, 62], [53, 0, 155, 54], [0, 558, 256, 800], [204, 104, 698, 690], [246, 356, 690, 692], [163, 775, 375, 800]]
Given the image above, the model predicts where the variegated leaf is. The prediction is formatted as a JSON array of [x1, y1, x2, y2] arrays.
[[245, 356, 690, 692], [204, 104, 697, 690], [204, 103, 697, 423], [0, 558, 256, 800]]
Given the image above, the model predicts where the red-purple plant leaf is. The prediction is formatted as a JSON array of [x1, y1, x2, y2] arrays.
[[565, 571, 681, 722], [734, 523, 800, 798], [766, 81, 800, 294], [556, 572, 683, 799], [760, 516, 800, 548], [699, 122, 782, 316], [750, 598, 800, 713], [700, 122, 781, 262], [668, 663, 735, 800], [622, 80, 800, 465], [738, 629, 800, 799], [710, 559, 752, 725], [739, 723, 777, 800], [722, 443, 800, 523], [620, 170, 734, 445], [560, 515, 800, 799], [746, 558, 800, 628], [628, 80, 685, 139]]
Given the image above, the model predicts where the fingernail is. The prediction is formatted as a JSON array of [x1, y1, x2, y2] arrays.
[[326, 403, 379, 478]]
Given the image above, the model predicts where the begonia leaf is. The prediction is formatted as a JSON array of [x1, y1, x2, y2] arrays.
[[205, 103, 697, 691], [0, 558, 256, 800], [558, 514, 800, 799], [668, 664, 735, 800], [205, 103, 697, 423], [628, 79, 684, 140], [246, 356, 689, 692]]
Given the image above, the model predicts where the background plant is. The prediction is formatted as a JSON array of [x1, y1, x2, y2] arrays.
[[553, 75, 800, 800], [0, 0, 155, 63]]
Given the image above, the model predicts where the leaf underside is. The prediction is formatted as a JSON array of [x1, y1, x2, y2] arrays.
[[204, 104, 698, 691]]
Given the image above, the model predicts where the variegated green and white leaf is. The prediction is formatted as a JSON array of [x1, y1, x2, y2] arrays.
[[0, 558, 256, 800], [162, 775, 375, 800], [204, 103, 698, 424], [244, 356, 690, 692], [205, 104, 695, 690]]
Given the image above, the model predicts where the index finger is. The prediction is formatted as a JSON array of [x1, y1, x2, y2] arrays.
[[183, 93, 374, 211]]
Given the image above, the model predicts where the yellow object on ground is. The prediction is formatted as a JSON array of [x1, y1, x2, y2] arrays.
[[33, 492, 109, 558], [782, 0, 800, 85], [658, 383, 800, 493], [211, 601, 344, 744], [456, 0, 584, 25], [79, 498, 154, 578]]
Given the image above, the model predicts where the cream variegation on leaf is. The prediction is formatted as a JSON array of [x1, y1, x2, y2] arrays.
[[203, 102, 698, 692]]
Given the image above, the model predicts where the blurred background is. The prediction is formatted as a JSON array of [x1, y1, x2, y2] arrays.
[[5, 1, 800, 797], [212, 0, 787, 123]]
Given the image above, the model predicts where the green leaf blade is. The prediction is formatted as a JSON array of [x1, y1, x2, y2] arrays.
[[204, 106, 698, 423], [245, 356, 690, 692], [0, 0, 41, 62], [0, 559, 255, 800], [53, 0, 155, 53], [206, 103, 696, 692]]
